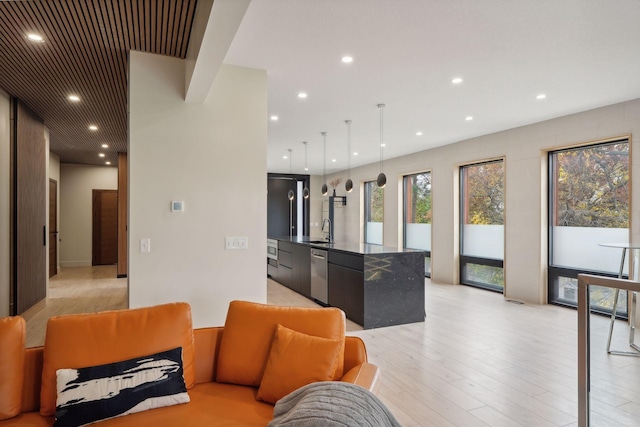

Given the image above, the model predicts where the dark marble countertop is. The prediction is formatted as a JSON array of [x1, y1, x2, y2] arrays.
[[274, 236, 425, 255]]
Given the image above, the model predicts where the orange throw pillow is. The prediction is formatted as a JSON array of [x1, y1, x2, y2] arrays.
[[256, 324, 342, 404]]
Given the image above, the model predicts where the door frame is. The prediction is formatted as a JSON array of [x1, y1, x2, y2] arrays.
[[49, 178, 58, 277]]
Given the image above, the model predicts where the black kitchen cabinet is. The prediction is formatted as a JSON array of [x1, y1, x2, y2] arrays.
[[275, 242, 310, 297], [328, 252, 364, 325], [275, 237, 426, 329]]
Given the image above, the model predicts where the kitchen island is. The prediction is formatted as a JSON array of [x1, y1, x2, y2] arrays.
[[268, 236, 426, 329]]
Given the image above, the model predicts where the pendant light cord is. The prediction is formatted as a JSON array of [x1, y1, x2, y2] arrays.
[[322, 131, 327, 183], [378, 104, 385, 173], [303, 141, 308, 171], [346, 120, 351, 180]]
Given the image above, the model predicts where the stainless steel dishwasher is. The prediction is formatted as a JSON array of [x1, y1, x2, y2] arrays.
[[310, 248, 328, 304]]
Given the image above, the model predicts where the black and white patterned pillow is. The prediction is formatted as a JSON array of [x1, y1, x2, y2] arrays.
[[54, 347, 190, 427]]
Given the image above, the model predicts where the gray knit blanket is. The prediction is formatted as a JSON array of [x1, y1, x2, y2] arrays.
[[268, 382, 402, 427]]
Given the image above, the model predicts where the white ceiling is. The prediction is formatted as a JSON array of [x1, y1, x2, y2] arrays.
[[224, 0, 640, 175]]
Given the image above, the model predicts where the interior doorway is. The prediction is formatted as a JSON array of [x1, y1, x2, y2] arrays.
[[92, 189, 118, 265], [49, 179, 58, 277]]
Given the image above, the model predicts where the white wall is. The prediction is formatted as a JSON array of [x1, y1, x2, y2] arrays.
[[129, 52, 267, 328], [0, 89, 9, 317], [322, 98, 640, 304], [59, 164, 118, 267], [49, 152, 60, 276]]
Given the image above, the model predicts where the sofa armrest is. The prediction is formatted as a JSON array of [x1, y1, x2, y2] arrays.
[[340, 362, 380, 393], [344, 336, 367, 373]]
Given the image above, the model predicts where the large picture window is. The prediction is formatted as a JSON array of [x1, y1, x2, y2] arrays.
[[460, 160, 504, 291], [403, 172, 432, 276], [364, 181, 383, 245], [548, 140, 629, 315]]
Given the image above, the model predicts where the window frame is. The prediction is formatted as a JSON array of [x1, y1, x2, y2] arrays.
[[402, 171, 432, 277], [459, 159, 505, 292], [547, 138, 630, 317], [363, 180, 384, 245]]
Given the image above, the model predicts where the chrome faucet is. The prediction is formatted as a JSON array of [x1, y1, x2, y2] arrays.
[[321, 218, 332, 242]]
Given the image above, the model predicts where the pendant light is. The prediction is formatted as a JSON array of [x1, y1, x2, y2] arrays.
[[344, 120, 353, 192], [376, 104, 387, 188], [287, 149, 295, 201], [302, 141, 310, 199], [287, 148, 294, 238], [321, 132, 328, 196]]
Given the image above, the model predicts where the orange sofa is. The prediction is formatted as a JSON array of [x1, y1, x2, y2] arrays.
[[0, 301, 379, 427]]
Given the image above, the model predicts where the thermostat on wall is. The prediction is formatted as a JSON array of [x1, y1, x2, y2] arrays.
[[171, 201, 185, 212]]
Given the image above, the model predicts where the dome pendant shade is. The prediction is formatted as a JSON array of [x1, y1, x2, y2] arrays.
[[302, 141, 310, 197], [287, 189, 295, 201], [376, 172, 387, 188], [345, 178, 353, 192], [321, 183, 328, 196]]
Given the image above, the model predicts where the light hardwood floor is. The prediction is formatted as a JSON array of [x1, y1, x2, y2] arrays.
[[23, 268, 640, 426], [22, 265, 127, 348]]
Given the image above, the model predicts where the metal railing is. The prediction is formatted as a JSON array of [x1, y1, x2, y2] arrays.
[[577, 273, 640, 426]]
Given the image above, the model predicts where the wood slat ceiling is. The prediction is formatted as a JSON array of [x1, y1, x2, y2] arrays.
[[0, 0, 198, 166]]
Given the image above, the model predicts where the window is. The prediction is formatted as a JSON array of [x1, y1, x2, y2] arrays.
[[364, 181, 383, 245], [548, 140, 629, 315], [403, 172, 432, 276], [460, 160, 504, 291]]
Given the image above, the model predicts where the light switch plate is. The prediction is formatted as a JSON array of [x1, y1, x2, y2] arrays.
[[225, 236, 248, 250], [140, 238, 151, 253]]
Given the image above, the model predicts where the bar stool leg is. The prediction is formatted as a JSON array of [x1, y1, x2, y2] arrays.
[[607, 289, 620, 353], [606, 248, 640, 356]]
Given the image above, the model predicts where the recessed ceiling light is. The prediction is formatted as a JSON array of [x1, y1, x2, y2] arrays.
[[270, 115, 278, 121], [68, 95, 80, 102], [416, 131, 423, 136], [101, 144, 108, 148], [465, 116, 473, 121], [283, 155, 288, 159], [27, 33, 43, 42], [99, 153, 105, 157], [341, 56, 353, 63], [353, 152, 358, 156], [297, 92, 307, 99], [89, 125, 98, 131], [536, 93, 547, 100], [105, 161, 111, 165], [304, 167, 308, 171], [332, 159, 336, 162], [452, 77, 463, 84], [380, 144, 386, 147]]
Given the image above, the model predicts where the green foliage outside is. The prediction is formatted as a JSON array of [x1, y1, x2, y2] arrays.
[[554, 142, 629, 228], [465, 264, 504, 288], [367, 182, 384, 222], [463, 162, 504, 225], [405, 173, 432, 224]]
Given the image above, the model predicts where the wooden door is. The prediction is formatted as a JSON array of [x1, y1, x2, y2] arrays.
[[49, 179, 58, 277], [92, 190, 118, 265], [12, 100, 47, 315]]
